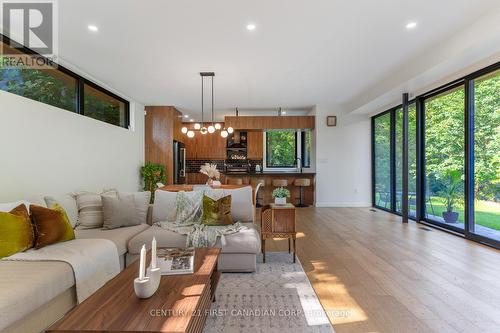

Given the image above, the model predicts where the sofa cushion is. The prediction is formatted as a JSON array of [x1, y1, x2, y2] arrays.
[[44, 194, 78, 228], [0, 205, 33, 258], [223, 186, 254, 222], [30, 204, 75, 249], [75, 224, 149, 256], [101, 193, 137, 230], [202, 194, 233, 226], [0, 260, 74, 331], [74, 190, 117, 229], [128, 223, 260, 255], [122, 191, 151, 224], [152, 190, 177, 223]]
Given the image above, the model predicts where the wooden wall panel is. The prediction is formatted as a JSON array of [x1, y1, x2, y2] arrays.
[[224, 116, 315, 130], [183, 123, 227, 159], [145, 106, 182, 184], [247, 131, 263, 159]]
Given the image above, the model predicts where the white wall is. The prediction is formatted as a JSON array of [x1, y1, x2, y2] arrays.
[[312, 105, 371, 207], [0, 90, 145, 201]]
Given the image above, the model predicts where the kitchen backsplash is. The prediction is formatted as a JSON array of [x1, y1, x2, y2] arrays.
[[186, 159, 263, 173]]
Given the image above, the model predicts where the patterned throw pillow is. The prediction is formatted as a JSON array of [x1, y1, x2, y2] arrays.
[[75, 190, 117, 229], [30, 204, 75, 249], [175, 191, 204, 225], [0, 204, 34, 258], [202, 195, 233, 226]]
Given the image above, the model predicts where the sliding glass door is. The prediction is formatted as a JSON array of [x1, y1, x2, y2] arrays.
[[472, 69, 500, 241], [371, 62, 499, 249], [423, 86, 465, 231], [373, 113, 392, 210]]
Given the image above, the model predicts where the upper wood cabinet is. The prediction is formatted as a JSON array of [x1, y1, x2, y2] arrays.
[[183, 123, 227, 160], [224, 116, 315, 130], [145, 106, 184, 184], [247, 131, 263, 160]]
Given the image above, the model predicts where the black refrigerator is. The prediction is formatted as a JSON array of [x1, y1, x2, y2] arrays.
[[173, 140, 186, 184]]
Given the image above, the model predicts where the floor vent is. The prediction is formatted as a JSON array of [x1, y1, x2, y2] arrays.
[[419, 227, 432, 232]]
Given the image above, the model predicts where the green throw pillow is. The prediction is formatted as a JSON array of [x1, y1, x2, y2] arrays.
[[202, 194, 233, 226], [0, 205, 34, 258]]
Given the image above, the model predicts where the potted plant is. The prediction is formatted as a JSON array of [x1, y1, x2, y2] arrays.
[[438, 170, 463, 223], [272, 187, 290, 205], [140, 163, 166, 203], [199, 163, 220, 185]]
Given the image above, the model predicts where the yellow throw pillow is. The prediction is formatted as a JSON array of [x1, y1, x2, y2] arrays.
[[0, 204, 34, 258], [30, 204, 75, 249], [202, 195, 233, 226]]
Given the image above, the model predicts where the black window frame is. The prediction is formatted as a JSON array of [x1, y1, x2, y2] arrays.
[[301, 129, 312, 168], [371, 61, 500, 250], [1, 33, 130, 129]]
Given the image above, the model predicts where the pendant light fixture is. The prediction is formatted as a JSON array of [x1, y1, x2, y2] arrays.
[[181, 72, 230, 138]]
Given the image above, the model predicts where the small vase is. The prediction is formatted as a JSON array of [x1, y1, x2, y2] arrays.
[[275, 197, 286, 205], [206, 178, 214, 185]]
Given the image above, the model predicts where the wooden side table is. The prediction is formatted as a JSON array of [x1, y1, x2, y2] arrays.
[[260, 203, 297, 263]]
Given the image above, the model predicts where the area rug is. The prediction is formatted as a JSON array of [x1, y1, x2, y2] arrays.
[[203, 252, 335, 333]]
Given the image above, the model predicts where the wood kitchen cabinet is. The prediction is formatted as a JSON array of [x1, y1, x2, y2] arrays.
[[183, 123, 227, 159], [247, 131, 263, 159], [145, 106, 184, 184], [224, 116, 315, 130]]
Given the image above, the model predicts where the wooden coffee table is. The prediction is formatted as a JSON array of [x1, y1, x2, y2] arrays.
[[47, 247, 221, 333]]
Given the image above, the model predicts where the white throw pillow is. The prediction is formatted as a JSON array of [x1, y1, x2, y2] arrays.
[[152, 190, 177, 223], [223, 186, 254, 222], [75, 190, 117, 229], [121, 191, 151, 224], [44, 194, 79, 228]]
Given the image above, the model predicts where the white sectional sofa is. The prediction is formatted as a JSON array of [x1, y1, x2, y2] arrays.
[[0, 186, 260, 333]]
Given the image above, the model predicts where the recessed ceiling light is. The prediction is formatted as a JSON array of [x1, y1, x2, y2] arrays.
[[88, 25, 98, 32], [406, 21, 417, 30], [184, 114, 189, 118], [190, 119, 194, 122], [246, 24, 256, 31]]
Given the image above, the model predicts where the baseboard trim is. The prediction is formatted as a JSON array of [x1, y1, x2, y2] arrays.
[[315, 202, 371, 207]]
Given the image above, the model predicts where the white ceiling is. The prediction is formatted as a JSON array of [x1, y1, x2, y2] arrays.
[[55, 0, 500, 120]]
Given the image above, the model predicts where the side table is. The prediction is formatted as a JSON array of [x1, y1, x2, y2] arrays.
[[260, 203, 297, 263]]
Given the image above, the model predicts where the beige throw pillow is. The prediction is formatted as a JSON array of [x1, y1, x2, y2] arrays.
[[75, 190, 117, 229], [101, 193, 137, 229]]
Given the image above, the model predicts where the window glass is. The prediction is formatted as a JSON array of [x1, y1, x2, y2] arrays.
[[374, 113, 391, 209], [424, 86, 465, 228], [265, 130, 297, 168], [83, 83, 127, 128], [1, 41, 77, 111], [301, 130, 311, 168], [473, 69, 500, 240]]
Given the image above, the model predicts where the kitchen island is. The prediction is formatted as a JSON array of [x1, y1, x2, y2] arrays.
[[224, 172, 315, 206]]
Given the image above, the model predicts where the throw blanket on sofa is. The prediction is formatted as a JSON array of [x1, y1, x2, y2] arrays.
[[156, 190, 247, 247], [3, 239, 120, 303], [156, 220, 247, 247]]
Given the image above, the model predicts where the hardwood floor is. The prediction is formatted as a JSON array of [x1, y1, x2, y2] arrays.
[[262, 207, 500, 333]]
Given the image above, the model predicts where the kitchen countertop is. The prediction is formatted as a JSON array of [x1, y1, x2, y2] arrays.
[[224, 171, 316, 176]]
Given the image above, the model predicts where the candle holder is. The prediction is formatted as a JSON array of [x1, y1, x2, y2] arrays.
[[134, 277, 156, 299], [147, 266, 161, 291]]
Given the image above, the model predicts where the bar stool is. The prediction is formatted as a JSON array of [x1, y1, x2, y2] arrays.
[[272, 179, 288, 187], [226, 178, 243, 185], [294, 178, 310, 207], [251, 179, 265, 207]]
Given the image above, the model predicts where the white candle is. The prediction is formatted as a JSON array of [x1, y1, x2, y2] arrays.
[[139, 244, 146, 280], [151, 237, 157, 269]]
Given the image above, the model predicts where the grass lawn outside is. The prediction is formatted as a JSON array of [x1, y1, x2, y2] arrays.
[[375, 192, 500, 231]]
